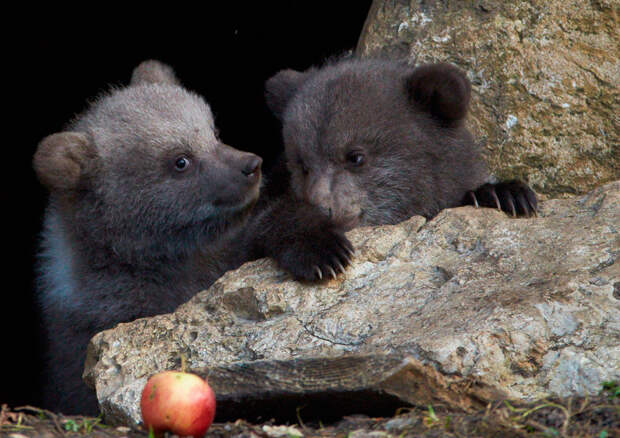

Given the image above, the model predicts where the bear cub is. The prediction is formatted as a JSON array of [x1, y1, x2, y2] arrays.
[[34, 60, 263, 414], [264, 58, 537, 280]]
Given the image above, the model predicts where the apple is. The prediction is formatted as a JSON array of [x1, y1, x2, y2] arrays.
[[140, 371, 216, 437]]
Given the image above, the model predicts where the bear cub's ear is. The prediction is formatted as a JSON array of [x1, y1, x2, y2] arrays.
[[33, 132, 96, 192], [130, 60, 180, 86], [407, 63, 471, 123], [265, 68, 315, 120]]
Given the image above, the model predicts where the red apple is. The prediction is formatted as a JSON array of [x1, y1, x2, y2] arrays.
[[140, 371, 216, 438]]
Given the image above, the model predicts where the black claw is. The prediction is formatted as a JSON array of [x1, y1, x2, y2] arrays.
[[345, 246, 355, 259], [334, 258, 346, 274], [506, 194, 517, 217], [470, 191, 479, 208], [337, 240, 355, 262], [341, 251, 353, 265], [491, 189, 502, 211], [515, 192, 530, 216], [467, 180, 538, 219]]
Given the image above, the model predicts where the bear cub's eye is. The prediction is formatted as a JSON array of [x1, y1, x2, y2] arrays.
[[174, 156, 191, 172], [346, 151, 365, 167]]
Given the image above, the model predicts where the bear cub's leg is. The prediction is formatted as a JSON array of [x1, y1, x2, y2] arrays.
[[250, 194, 354, 281]]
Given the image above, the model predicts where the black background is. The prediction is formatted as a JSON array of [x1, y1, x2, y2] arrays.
[[3, 3, 372, 408]]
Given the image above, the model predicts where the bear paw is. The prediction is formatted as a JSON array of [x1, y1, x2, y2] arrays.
[[465, 180, 538, 217], [276, 227, 354, 281]]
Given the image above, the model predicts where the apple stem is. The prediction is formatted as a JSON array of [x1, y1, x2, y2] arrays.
[[181, 354, 186, 373]]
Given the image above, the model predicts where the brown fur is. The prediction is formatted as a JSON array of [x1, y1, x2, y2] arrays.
[[262, 58, 537, 279], [34, 60, 262, 414]]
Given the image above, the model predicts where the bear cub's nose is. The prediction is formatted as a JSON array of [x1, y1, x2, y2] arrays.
[[242, 156, 263, 177]]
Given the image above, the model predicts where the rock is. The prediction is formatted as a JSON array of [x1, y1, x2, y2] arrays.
[[195, 355, 502, 423], [357, 0, 619, 198], [84, 182, 619, 426]]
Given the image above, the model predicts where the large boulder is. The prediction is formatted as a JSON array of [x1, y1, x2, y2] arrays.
[[84, 182, 620, 426], [357, 0, 618, 197]]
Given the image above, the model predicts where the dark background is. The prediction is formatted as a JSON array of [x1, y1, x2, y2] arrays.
[[3, 3, 372, 409]]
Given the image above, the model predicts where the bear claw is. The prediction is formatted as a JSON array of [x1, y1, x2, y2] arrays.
[[465, 180, 537, 218]]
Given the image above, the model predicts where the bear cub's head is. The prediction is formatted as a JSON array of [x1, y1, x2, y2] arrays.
[[265, 58, 488, 229], [34, 60, 262, 261]]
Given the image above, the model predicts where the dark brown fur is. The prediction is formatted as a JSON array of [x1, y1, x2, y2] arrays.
[[262, 58, 537, 280]]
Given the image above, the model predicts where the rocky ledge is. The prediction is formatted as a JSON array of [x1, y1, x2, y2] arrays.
[[84, 182, 619, 426]]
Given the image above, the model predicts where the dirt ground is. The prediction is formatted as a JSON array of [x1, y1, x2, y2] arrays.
[[1, 386, 618, 438]]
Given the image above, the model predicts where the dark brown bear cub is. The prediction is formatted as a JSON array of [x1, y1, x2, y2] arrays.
[[264, 58, 536, 280], [34, 61, 262, 415]]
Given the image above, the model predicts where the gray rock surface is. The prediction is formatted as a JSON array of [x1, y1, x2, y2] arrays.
[[85, 182, 620, 426], [357, 0, 619, 198]]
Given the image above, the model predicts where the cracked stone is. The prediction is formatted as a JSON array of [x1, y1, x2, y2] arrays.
[[85, 182, 620, 426]]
